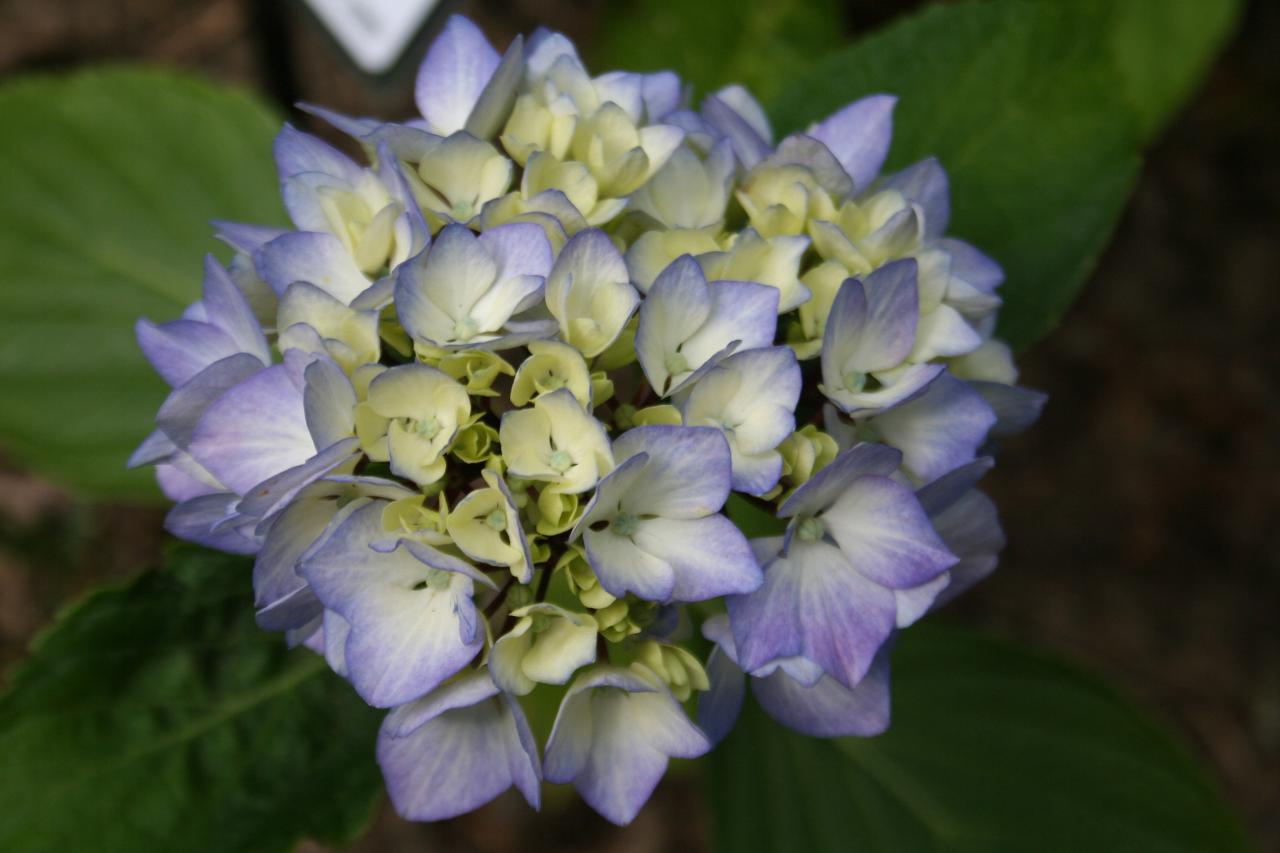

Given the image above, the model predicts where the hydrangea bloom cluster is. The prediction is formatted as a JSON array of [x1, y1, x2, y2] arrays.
[[132, 16, 1044, 825]]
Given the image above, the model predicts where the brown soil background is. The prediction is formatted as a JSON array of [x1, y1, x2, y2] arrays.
[[0, 1, 1275, 850]]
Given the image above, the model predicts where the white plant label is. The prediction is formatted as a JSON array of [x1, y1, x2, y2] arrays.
[[303, 0, 442, 74]]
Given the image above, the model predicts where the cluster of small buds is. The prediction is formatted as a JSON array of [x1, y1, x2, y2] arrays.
[[132, 15, 1045, 825]]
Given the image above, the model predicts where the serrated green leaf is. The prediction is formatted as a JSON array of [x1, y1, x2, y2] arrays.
[[708, 623, 1249, 853], [0, 548, 383, 853], [591, 0, 844, 103], [0, 68, 286, 499]]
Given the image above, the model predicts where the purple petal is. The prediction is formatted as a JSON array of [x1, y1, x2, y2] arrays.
[[635, 607, 675, 644], [699, 646, 745, 746], [642, 71, 682, 120], [379, 677, 541, 820], [341, 118, 443, 162], [754, 647, 891, 738], [807, 94, 896, 191], [200, 255, 271, 364], [544, 667, 709, 825], [767, 135, 856, 198], [822, 474, 957, 589], [302, 359, 357, 449], [212, 221, 288, 255], [894, 572, 950, 627], [912, 304, 982, 361], [253, 492, 339, 619], [929, 489, 1004, 608], [882, 157, 950, 236], [273, 124, 364, 186], [711, 85, 772, 144], [702, 93, 771, 169], [300, 502, 482, 706], [254, 231, 370, 304], [136, 318, 242, 388], [165, 493, 259, 554], [915, 457, 995, 518], [680, 346, 800, 490], [255, 584, 322, 634], [661, 109, 718, 153], [634, 256, 713, 394], [154, 454, 222, 501], [584, 527, 675, 602], [476, 221, 553, 286], [728, 539, 896, 690], [376, 143, 431, 256], [415, 15, 500, 135], [383, 669, 499, 737], [465, 35, 525, 139], [289, 613, 325, 652], [869, 372, 996, 484], [612, 425, 732, 518], [492, 474, 534, 583], [234, 437, 360, 524], [697, 615, 746, 744], [971, 381, 1048, 437], [821, 259, 920, 378], [631, 515, 761, 601], [150, 459, 209, 502], [323, 610, 351, 676], [294, 103, 383, 140], [543, 668, 649, 788], [129, 429, 174, 469], [382, 538, 497, 591], [188, 361, 313, 495], [593, 72, 645, 122], [860, 205, 923, 261], [778, 442, 902, 519], [645, 272, 773, 394], [829, 363, 946, 416], [279, 172, 350, 237], [394, 234, 477, 344], [683, 280, 779, 365], [938, 238, 1004, 293], [155, 353, 265, 449], [525, 28, 579, 79], [730, 452, 785, 497], [572, 453, 648, 539]]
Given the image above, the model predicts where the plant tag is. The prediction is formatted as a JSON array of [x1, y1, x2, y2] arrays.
[[303, 0, 442, 74]]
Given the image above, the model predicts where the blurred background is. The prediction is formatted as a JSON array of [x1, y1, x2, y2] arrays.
[[0, 0, 1275, 850]]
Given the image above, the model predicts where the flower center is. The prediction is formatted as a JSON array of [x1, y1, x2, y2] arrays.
[[665, 350, 689, 376], [612, 512, 639, 537], [413, 568, 452, 592], [485, 509, 507, 532], [548, 449, 573, 473], [796, 516, 826, 542], [843, 370, 867, 393], [454, 317, 479, 341], [412, 415, 442, 439]]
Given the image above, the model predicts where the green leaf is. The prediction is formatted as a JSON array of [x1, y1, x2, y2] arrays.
[[0, 68, 286, 499], [591, 0, 845, 103], [1107, 0, 1242, 141], [769, 1, 1143, 350], [0, 548, 383, 853], [725, 494, 787, 538], [708, 623, 1249, 853]]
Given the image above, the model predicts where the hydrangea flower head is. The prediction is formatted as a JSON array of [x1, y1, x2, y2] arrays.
[[133, 15, 1045, 826]]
